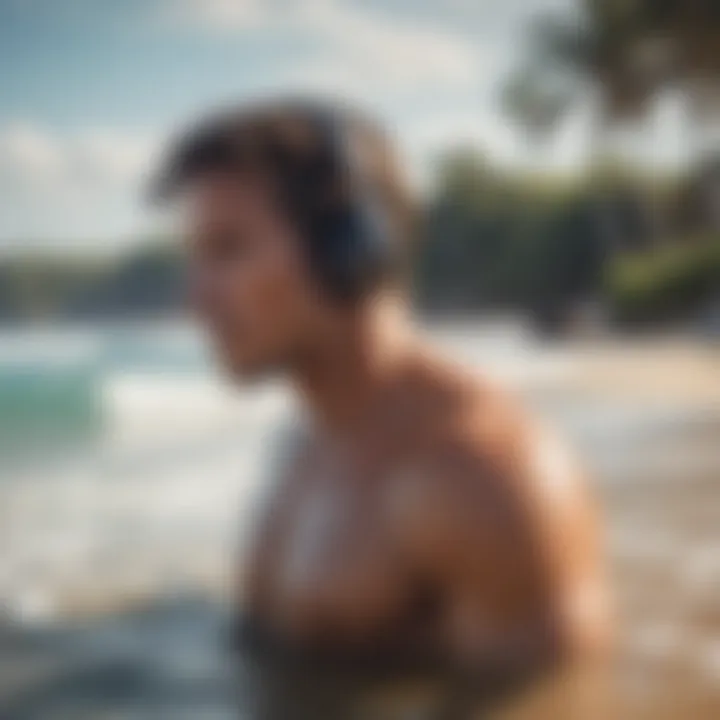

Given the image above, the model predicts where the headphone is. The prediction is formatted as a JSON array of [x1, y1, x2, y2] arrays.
[[152, 100, 398, 303], [289, 104, 395, 302]]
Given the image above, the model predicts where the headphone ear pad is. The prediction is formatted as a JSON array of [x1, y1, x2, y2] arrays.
[[313, 205, 390, 301]]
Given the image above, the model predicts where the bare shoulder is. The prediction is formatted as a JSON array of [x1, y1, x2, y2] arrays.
[[391, 349, 610, 654], [399, 347, 596, 534]]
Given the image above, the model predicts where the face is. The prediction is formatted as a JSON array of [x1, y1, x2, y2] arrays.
[[184, 172, 336, 378]]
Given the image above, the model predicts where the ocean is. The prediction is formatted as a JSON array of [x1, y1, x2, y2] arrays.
[[1, 319, 718, 718]]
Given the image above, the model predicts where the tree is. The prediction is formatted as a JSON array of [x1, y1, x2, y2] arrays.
[[500, 66, 573, 169], [507, 0, 719, 142], [501, 0, 719, 284]]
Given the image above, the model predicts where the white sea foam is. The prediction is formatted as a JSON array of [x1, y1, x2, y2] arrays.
[[1, 320, 718, 619]]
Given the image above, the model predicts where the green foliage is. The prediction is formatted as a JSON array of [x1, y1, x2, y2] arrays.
[[499, 66, 573, 141], [0, 240, 182, 323], [506, 0, 720, 132], [415, 150, 605, 322], [607, 236, 720, 325], [0, 153, 717, 331], [0, 256, 111, 322]]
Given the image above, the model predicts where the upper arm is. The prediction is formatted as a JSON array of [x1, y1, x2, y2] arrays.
[[394, 419, 609, 669]]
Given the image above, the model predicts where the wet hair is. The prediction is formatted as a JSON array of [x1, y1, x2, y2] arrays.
[[151, 97, 416, 299]]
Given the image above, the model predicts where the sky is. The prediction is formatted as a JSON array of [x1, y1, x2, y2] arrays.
[[0, 0, 691, 251]]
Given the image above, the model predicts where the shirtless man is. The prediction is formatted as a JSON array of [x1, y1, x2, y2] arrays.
[[154, 99, 610, 717]]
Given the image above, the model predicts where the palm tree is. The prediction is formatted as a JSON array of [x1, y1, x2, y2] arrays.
[[503, 0, 719, 245], [536, 3, 667, 128], [508, 0, 720, 148], [500, 65, 573, 171]]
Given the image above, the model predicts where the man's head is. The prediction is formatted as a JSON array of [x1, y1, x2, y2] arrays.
[[154, 98, 414, 378]]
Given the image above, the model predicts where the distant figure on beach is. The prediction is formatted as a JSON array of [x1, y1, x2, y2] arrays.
[[153, 98, 611, 718]]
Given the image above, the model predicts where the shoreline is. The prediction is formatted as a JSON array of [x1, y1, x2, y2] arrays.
[[2, 334, 719, 621]]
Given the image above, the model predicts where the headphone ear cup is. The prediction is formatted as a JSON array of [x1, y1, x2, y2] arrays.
[[314, 205, 390, 301]]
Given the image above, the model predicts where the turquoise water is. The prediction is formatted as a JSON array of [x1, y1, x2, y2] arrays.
[[0, 324, 209, 470], [1, 320, 705, 476], [0, 362, 103, 461]]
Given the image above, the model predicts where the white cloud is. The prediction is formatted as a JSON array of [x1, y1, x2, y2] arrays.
[[166, 0, 268, 30], [0, 124, 158, 187], [0, 124, 66, 183], [161, 0, 480, 95], [0, 124, 161, 245], [301, 0, 477, 89], [75, 130, 160, 183]]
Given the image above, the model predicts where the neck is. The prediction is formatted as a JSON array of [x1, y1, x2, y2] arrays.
[[292, 295, 415, 436]]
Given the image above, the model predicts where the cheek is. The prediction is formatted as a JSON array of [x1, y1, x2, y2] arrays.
[[242, 255, 313, 335], [230, 244, 320, 349]]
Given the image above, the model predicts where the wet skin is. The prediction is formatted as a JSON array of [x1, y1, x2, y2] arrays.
[[184, 172, 611, 716], [240, 351, 610, 671]]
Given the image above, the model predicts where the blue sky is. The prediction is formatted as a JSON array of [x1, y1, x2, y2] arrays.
[[0, 0, 689, 250]]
